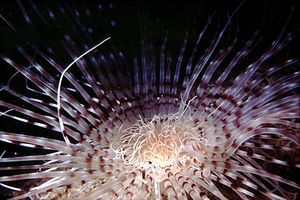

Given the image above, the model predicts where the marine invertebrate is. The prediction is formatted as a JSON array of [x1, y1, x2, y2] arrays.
[[0, 1, 299, 199]]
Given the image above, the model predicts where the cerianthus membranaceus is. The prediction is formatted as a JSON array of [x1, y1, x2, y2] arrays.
[[0, 1, 299, 199]]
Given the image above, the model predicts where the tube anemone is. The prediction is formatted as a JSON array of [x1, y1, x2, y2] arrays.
[[0, 1, 299, 200]]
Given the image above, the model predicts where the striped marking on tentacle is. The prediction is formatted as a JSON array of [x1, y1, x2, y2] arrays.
[[232, 59, 299, 103], [190, 174, 226, 200], [181, 3, 243, 108], [181, 19, 211, 104], [211, 171, 249, 199], [181, 26, 221, 107], [0, 169, 114, 183], [62, 37, 129, 119], [213, 156, 295, 199], [171, 31, 188, 96], [0, 100, 59, 131], [56, 37, 111, 143], [195, 34, 238, 102], [245, 134, 299, 151], [203, 126, 299, 162], [0, 157, 121, 172], [159, 34, 168, 97], [0, 99, 109, 149], [190, 85, 299, 158], [121, 170, 149, 199], [0, 132, 102, 159], [0, 149, 116, 165], [215, 168, 283, 199], [210, 161, 300, 189], [163, 169, 188, 199], [236, 74, 299, 116], [233, 155, 284, 196], [1, 54, 111, 137], [183, 178, 204, 200], [236, 149, 299, 168], [35, 50, 117, 130], [191, 70, 299, 128], [132, 56, 156, 118], [222, 14, 293, 100], [209, 62, 297, 126], [212, 29, 262, 93]]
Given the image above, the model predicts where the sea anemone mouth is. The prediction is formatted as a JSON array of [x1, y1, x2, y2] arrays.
[[110, 113, 209, 182]]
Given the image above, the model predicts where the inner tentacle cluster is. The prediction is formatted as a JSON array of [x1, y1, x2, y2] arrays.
[[111, 113, 207, 182]]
